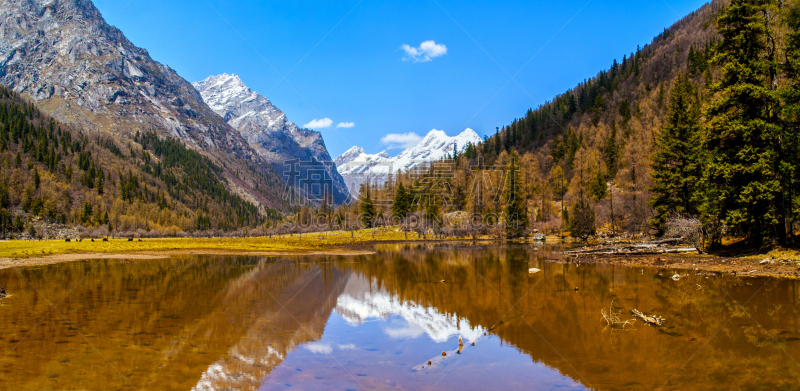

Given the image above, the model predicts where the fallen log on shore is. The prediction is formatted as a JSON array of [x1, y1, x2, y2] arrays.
[[565, 245, 697, 256], [650, 237, 686, 245]]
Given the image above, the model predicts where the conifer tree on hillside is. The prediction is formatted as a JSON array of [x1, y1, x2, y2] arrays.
[[780, 3, 800, 239], [359, 184, 376, 228], [650, 73, 703, 231], [569, 196, 596, 239], [704, 0, 784, 244], [391, 182, 411, 219], [424, 190, 441, 226], [503, 151, 528, 239]]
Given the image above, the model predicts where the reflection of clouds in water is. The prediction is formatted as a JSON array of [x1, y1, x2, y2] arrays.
[[384, 322, 426, 340], [335, 276, 485, 343], [304, 342, 333, 354], [303, 342, 358, 354]]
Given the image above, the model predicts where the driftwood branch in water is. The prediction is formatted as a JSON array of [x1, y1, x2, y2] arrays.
[[631, 309, 665, 326]]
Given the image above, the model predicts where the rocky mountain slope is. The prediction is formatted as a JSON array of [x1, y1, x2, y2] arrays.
[[193, 74, 351, 204], [335, 128, 482, 195], [0, 0, 290, 210]]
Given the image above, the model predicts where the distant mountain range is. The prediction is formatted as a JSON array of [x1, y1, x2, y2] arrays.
[[193, 74, 351, 204], [0, 0, 348, 209], [334, 128, 482, 195]]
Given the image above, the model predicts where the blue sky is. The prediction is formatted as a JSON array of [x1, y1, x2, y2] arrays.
[[93, 0, 709, 158]]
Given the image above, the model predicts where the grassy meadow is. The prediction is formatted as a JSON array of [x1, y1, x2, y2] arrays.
[[0, 227, 425, 259]]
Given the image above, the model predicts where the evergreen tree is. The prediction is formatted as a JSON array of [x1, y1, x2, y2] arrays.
[[32, 167, 40, 190], [359, 185, 376, 228], [424, 187, 441, 226], [0, 208, 11, 239], [391, 182, 410, 219], [780, 3, 800, 239], [650, 73, 703, 230], [705, 0, 784, 244], [81, 201, 93, 225], [589, 171, 608, 201], [503, 151, 528, 239], [619, 99, 632, 124], [591, 95, 606, 126], [569, 196, 595, 238]]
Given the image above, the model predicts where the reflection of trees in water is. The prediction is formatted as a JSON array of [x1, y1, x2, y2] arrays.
[[0, 256, 349, 391], [340, 245, 800, 390], [2, 248, 800, 390], [191, 258, 349, 391]]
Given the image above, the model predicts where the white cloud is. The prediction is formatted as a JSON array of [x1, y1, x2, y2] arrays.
[[380, 132, 422, 150], [384, 323, 426, 340], [303, 118, 333, 129], [304, 343, 332, 354], [401, 40, 447, 63], [336, 122, 355, 129]]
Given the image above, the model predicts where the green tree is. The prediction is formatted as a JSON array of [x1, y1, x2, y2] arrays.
[[391, 182, 411, 219], [503, 151, 528, 239], [589, 171, 608, 201], [569, 197, 595, 238], [780, 3, 800, 239], [619, 99, 632, 124], [359, 184, 376, 228], [32, 167, 40, 190], [81, 201, 93, 225], [591, 95, 606, 126], [704, 0, 784, 244], [0, 208, 11, 239], [424, 190, 441, 226], [650, 73, 703, 231]]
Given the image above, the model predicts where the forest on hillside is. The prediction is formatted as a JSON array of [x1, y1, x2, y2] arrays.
[[318, 0, 800, 247], [0, 86, 286, 239]]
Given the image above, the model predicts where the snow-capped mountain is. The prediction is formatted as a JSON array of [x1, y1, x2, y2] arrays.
[[0, 0, 292, 210], [335, 128, 482, 196], [193, 74, 351, 204], [334, 274, 485, 343]]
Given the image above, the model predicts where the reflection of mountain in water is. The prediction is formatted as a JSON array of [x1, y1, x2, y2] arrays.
[[335, 274, 485, 343], [192, 262, 349, 391]]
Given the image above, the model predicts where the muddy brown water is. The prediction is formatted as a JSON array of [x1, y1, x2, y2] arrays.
[[0, 243, 798, 390]]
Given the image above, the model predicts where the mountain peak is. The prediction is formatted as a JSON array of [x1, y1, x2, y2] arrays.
[[336, 129, 483, 196], [423, 129, 448, 139], [194, 72, 351, 203], [459, 128, 480, 139], [344, 146, 365, 155], [193, 74, 251, 101]]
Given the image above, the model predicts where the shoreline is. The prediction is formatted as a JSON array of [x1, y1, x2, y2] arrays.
[[0, 248, 378, 270], [1, 235, 799, 279], [561, 253, 800, 279]]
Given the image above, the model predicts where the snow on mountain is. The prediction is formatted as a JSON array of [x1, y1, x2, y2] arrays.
[[334, 147, 391, 175], [335, 128, 482, 196], [334, 274, 485, 343], [0, 0, 293, 209], [194, 74, 351, 204]]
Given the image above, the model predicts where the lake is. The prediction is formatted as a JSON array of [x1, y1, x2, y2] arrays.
[[0, 243, 798, 390]]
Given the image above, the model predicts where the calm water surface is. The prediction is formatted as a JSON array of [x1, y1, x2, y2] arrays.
[[0, 244, 799, 390]]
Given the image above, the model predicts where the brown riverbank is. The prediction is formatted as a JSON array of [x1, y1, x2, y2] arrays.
[[561, 252, 800, 279], [0, 248, 377, 270], [2, 235, 799, 279]]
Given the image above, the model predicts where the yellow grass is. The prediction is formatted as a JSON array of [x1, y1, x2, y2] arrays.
[[0, 227, 424, 259]]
